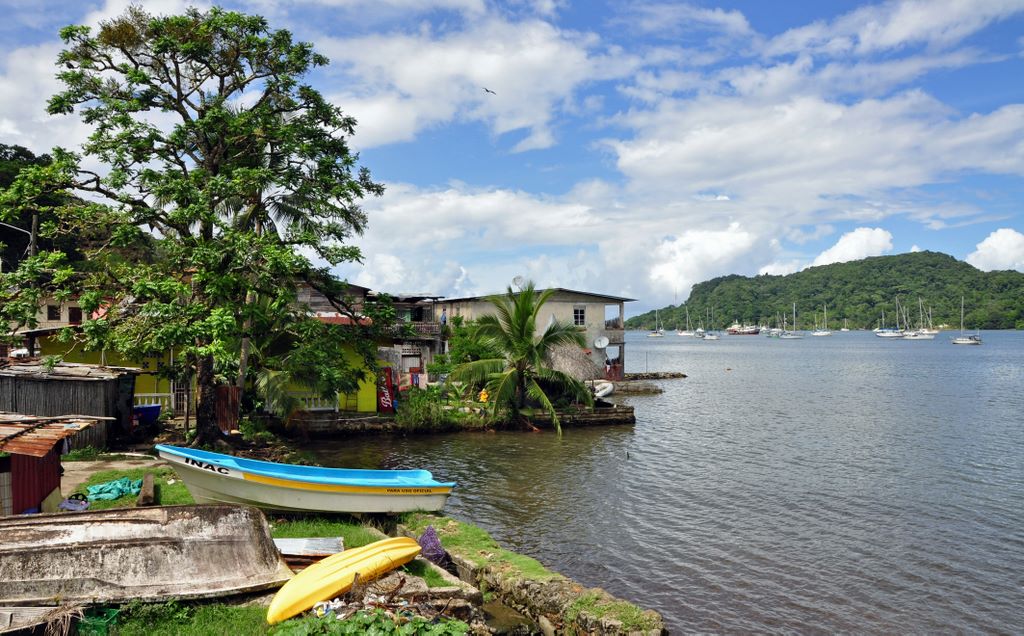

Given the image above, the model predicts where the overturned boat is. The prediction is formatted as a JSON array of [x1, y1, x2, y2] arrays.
[[0, 505, 292, 606], [156, 445, 455, 514]]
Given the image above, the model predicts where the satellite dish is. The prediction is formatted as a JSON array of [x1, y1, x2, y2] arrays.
[[594, 336, 609, 349], [512, 275, 525, 290]]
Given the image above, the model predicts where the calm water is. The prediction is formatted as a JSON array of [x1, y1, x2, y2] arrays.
[[308, 331, 1024, 633]]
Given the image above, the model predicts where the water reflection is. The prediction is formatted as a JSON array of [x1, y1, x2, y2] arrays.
[[306, 331, 1024, 633]]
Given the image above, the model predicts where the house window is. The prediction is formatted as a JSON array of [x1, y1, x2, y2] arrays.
[[573, 307, 586, 326], [68, 307, 83, 325], [47, 305, 61, 321]]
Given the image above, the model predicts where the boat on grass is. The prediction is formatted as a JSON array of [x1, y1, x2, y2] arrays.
[[0, 505, 292, 606], [157, 444, 455, 514], [267, 537, 421, 624]]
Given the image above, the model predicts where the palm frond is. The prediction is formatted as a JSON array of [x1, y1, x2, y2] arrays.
[[448, 357, 505, 386], [525, 376, 561, 435]]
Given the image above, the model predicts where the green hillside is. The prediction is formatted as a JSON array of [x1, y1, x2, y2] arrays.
[[626, 251, 1024, 331]]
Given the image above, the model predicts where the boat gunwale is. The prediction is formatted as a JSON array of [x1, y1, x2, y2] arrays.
[[155, 444, 456, 489]]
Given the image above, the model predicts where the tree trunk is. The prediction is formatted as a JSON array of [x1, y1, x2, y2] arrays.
[[193, 353, 220, 445]]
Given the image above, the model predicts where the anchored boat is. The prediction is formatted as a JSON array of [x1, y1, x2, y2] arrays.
[[156, 445, 455, 514]]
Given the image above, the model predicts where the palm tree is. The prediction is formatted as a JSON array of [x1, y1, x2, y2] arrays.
[[449, 281, 593, 435]]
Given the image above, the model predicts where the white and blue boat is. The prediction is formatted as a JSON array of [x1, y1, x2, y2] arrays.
[[155, 445, 455, 514]]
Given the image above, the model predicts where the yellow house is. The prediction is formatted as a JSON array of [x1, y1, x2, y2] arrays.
[[10, 297, 379, 415]]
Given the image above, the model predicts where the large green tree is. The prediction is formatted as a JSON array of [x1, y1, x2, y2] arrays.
[[449, 281, 593, 435], [1, 7, 385, 443]]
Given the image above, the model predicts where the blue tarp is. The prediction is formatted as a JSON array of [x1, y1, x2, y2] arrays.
[[87, 477, 143, 501]]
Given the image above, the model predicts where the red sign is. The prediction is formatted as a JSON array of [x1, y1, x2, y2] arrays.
[[376, 367, 396, 413]]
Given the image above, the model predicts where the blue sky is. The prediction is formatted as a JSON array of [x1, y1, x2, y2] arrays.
[[1, 0, 1023, 314]]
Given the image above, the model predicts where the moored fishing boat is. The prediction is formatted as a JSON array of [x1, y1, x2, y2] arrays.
[[156, 445, 455, 514]]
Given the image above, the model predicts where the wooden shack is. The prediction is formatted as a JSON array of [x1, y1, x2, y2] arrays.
[[0, 414, 101, 515], [0, 362, 138, 442]]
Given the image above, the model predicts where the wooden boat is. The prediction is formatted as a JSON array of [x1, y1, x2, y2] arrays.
[[0, 606, 82, 634], [156, 445, 455, 514], [0, 505, 292, 605], [267, 537, 421, 624]]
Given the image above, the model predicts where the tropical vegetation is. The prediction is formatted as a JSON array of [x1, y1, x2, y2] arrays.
[[627, 252, 1024, 331], [448, 281, 593, 435], [0, 7, 390, 444]]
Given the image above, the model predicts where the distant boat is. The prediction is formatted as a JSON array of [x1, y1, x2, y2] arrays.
[[780, 302, 803, 339], [157, 445, 455, 513], [648, 308, 665, 337], [811, 304, 832, 336], [875, 307, 904, 338], [676, 305, 696, 337], [904, 298, 937, 339], [703, 306, 722, 340], [951, 296, 982, 345], [840, 318, 850, 332]]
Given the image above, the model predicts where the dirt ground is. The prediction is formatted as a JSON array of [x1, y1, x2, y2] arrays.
[[60, 456, 167, 497]]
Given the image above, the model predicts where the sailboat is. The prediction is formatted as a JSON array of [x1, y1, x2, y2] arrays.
[[811, 304, 832, 336], [951, 296, 982, 345], [676, 305, 695, 337], [648, 309, 665, 338], [780, 302, 803, 339], [702, 307, 721, 340], [840, 318, 850, 332], [903, 298, 936, 340], [875, 302, 904, 338]]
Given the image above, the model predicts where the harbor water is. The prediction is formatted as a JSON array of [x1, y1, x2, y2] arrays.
[[307, 330, 1024, 632]]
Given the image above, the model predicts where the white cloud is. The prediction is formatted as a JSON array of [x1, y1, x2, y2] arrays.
[[812, 227, 894, 266], [910, 244, 922, 252], [965, 228, 1024, 271], [759, 260, 804, 276], [764, 0, 1024, 58], [320, 17, 638, 150], [626, 3, 753, 38]]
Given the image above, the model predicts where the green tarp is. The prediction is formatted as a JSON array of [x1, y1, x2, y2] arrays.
[[86, 477, 142, 501]]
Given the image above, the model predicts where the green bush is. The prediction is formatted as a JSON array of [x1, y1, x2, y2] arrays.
[[395, 387, 486, 432]]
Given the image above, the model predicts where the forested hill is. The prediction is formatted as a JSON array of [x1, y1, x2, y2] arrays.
[[626, 251, 1024, 331]]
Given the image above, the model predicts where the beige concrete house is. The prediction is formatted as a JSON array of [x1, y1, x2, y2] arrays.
[[436, 288, 633, 380]]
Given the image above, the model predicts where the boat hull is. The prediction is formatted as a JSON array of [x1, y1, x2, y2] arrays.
[[158, 446, 453, 514], [0, 505, 292, 606], [267, 537, 421, 624]]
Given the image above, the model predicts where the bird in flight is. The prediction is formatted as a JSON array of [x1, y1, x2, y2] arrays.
[[482, 87, 496, 95]]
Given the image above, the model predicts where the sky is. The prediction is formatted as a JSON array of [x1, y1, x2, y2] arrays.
[[1, 0, 1023, 314]]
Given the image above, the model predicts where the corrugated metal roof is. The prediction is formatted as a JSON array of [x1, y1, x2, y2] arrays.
[[0, 361, 140, 381], [0, 413, 99, 457]]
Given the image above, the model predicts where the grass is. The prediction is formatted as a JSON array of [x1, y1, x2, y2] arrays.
[[267, 515, 383, 547], [400, 558, 450, 588], [565, 591, 663, 632], [401, 513, 559, 582], [114, 601, 266, 636], [79, 466, 193, 510], [61, 447, 135, 461], [113, 602, 469, 636]]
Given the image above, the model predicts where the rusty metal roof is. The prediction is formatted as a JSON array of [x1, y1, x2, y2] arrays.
[[0, 361, 140, 381], [0, 413, 100, 457]]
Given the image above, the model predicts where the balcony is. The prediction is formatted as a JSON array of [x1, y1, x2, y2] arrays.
[[388, 321, 443, 340]]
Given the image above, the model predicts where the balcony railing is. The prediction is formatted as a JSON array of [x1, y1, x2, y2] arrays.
[[386, 321, 442, 339]]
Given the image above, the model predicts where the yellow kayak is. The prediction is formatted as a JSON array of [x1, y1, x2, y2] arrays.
[[266, 536, 421, 624]]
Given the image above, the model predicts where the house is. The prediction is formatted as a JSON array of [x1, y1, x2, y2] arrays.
[[0, 361, 138, 439], [437, 288, 633, 380], [7, 299, 182, 415], [374, 292, 445, 374], [0, 413, 103, 515]]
